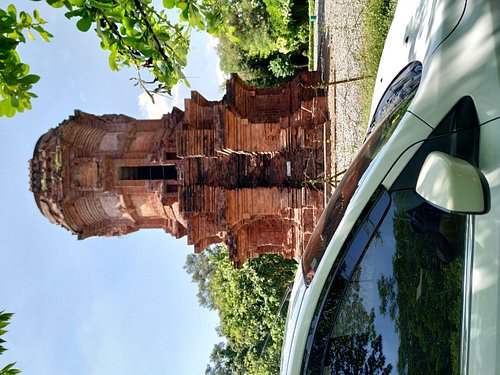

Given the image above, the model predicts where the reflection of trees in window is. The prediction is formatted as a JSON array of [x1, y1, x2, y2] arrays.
[[305, 269, 393, 375], [304, 266, 347, 374], [326, 271, 393, 375], [377, 190, 464, 375], [377, 275, 397, 321], [304, 189, 464, 375], [303, 189, 392, 374]]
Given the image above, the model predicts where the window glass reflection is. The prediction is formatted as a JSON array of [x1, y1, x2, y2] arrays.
[[305, 189, 464, 374]]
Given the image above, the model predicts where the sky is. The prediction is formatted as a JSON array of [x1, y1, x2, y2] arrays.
[[0, 2, 226, 374]]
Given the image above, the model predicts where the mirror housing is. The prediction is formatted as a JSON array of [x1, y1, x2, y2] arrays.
[[416, 151, 489, 214]]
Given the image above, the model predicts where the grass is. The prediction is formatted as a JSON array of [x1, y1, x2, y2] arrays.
[[308, 0, 315, 70]]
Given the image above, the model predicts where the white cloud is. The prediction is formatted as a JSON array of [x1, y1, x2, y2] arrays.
[[137, 84, 182, 119], [205, 36, 228, 88]]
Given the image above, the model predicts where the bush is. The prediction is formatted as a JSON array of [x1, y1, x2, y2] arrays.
[[269, 55, 295, 78], [207, 0, 309, 87]]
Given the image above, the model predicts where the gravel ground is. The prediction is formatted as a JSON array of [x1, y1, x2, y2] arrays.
[[313, 0, 368, 187]]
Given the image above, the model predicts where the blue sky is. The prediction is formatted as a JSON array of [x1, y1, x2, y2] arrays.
[[0, 2, 224, 374]]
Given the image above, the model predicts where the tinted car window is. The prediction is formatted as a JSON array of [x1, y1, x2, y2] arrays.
[[303, 189, 465, 375], [302, 62, 423, 284], [367, 61, 423, 138]]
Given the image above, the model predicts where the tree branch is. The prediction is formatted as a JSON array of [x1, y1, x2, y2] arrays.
[[132, 0, 172, 63]]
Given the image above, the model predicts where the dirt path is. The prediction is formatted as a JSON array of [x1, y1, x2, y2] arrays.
[[313, 0, 368, 188]]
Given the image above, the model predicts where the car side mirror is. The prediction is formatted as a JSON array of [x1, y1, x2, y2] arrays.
[[416, 151, 489, 214]]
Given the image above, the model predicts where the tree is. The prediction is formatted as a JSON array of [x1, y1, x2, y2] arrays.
[[210, 0, 309, 87], [44, 0, 208, 96], [205, 342, 237, 375], [1, 0, 215, 117], [185, 245, 297, 375], [0, 4, 52, 117], [1, 0, 311, 118], [0, 311, 21, 375], [47, 0, 310, 90]]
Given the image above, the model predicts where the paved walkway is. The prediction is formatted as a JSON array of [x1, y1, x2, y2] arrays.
[[313, 0, 368, 190]]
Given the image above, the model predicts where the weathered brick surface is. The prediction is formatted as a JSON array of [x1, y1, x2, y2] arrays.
[[30, 73, 330, 266]]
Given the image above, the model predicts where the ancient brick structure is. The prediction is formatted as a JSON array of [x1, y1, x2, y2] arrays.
[[30, 72, 330, 266]]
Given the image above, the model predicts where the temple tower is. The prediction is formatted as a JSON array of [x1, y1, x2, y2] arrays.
[[30, 72, 330, 266]]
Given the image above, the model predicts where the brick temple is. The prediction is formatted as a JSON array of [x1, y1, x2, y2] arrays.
[[30, 72, 330, 266]]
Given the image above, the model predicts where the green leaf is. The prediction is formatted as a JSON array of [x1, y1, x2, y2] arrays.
[[89, 0, 118, 9], [108, 49, 118, 70], [19, 11, 33, 27], [180, 7, 189, 22], [76, 17, 93, 32], [0, 311, 13, 321], [7, 4, 17, 17], [46, 0, 66, 8], [154, 32, 170, 42], [64, 9, 84, 19], [96, 26, 111, 47], [0, 38, 18, 50], [20, 74, 40, 84], [163, 0, 175, 9], [10, 96, 19, 108], [33, 9, 42, 22], [194, 12, 205, 31], [32, 26, 53, 42], [70, 0, 87, 5], [0, 362, 21, 375], [139, 47, 154, 58], [122, 17, 136, 31], [122, 36, 140, 48], [27, 30, 36, 41]]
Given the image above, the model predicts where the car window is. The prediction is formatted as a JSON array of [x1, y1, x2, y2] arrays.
[[367, 61, 423, 138], [302, 188, 465, 375], [302, 62, 423, 284]]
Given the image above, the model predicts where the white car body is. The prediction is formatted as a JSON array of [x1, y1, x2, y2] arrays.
[[281, 0, 500, 374]]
